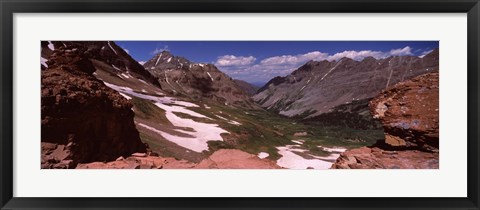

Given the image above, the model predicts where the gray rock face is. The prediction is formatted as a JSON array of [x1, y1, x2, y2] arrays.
[[253, 49, 439, 118], [144, 51, 257, 109]]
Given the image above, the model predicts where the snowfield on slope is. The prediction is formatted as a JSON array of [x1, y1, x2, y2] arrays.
[[103, 82, 228, 152]]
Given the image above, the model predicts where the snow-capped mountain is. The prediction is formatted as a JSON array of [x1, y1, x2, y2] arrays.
[[143, 51, 257, 109]]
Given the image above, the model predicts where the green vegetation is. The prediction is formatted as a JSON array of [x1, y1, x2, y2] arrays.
[[130, 94, 384, 162], [130, 96, 171, 125]]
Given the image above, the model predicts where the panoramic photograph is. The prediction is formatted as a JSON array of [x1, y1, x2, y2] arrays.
[[40, 41, 439, 169]]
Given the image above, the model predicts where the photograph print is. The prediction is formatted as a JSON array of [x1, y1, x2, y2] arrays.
[[40, 41, 439, 169]]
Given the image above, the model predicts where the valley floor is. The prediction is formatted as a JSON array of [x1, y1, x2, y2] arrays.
[[93, 66, 384, 169]]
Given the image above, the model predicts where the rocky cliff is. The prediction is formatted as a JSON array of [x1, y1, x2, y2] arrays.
[[331, 72, 439, 169], [41, 45, 147, 169], [253, 49, 439, 118]]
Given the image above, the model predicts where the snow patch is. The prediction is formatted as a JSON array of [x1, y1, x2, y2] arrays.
[[157, 103, 210, 119], [321, 60, 342, 81], [112, 65, 121, 71], [120, 73, 130, 78], [41, 57, 48, 68], [119, 93, 132, 100], [204, 104, 211, 109], [155, 54, 163, 66], [107, 41, 118, 55], [102, 82, 227, 152], [317, 146, 346, 153], [215, 114, 241, 126], [167, 57, 172, 63], [137, 122, 226, 153], [291, 140, 304, 145], [276, 145, 335, 169], [228, 120, 241, 126], [215, 114, 228, 121], [258, 152, 269, 159], [150, 102, 227, 152], [47, 41, 54, 50], [102, 82, 193, 107], [206, 72, 214, 81]]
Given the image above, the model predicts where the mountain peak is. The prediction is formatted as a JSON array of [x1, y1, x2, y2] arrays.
[[146, 51, 192, 70], [156, 50, 173, 57]]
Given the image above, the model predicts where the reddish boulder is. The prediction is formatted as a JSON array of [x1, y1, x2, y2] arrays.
[[369, 72, 439, 152], [332, 72, 439, 169]]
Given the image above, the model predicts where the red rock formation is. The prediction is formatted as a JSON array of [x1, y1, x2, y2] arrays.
[[370, 72, 439, 152], [332, 72, 439, 169], [75, 149, 280, 169], [41, 46, 146, 168], [76, 154, 196, 169], [195, 149, 281, 169]]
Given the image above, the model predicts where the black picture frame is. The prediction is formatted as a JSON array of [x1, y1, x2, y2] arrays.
[[1, 0, 479, 209]]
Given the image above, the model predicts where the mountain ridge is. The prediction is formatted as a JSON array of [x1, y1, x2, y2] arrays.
[[143, 51, 258, 109], [253, 48, 439, 118]]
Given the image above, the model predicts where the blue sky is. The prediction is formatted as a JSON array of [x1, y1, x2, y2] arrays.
[[116, 41, 438, 85]]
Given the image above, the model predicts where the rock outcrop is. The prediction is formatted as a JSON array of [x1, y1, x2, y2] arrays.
[[253, 49, 439, 118], [75, 149, 280, 169], [195, 149, 281, 169], [369, 72, 439, 151], [41, 45, 147, 168], [331, 72, 439, 169], [331, 146, 438, 169], [76, 154, 196, 169]]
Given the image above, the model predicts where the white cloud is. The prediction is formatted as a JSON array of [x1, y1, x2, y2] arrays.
[[327, 50, 384, 61], [260, 51, 329, 65], [152, 45, 169, 54], [389, 46, 413, 56], [215, 55, 256, 66], [123, 48, 130, 54], [138, 61, 146, 65], [217, 46, 416, 83], [326, 46, 413, 61]]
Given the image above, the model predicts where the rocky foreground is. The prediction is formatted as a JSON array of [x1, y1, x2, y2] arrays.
[[41, 46, 147, 169], [332, 72, 439, 169], [76, 149, 279, 169]]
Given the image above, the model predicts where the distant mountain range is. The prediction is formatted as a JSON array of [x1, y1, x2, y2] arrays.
[[253, 49, 439, 118]]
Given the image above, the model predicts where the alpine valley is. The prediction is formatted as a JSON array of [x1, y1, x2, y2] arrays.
[[40, 41, 439, 169]]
